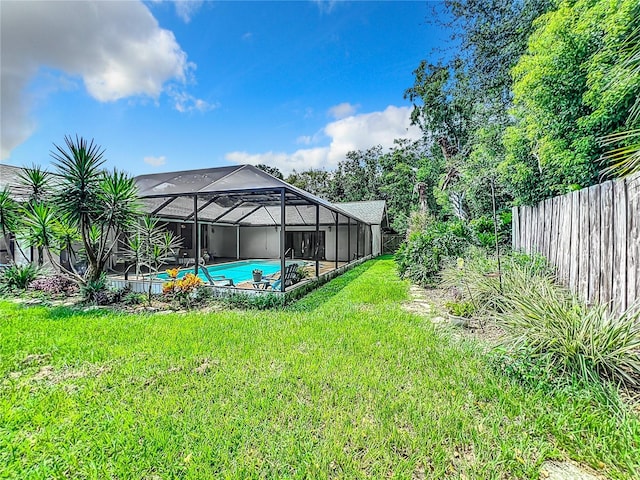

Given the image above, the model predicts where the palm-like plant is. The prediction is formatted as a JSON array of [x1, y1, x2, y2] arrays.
[[600, 19, 640, 177], [17, 164, 52, 203], [50, 136, 140, 282], [124, 215, 182, 304], [0, 187, 19, 262], [20, 202, 60, 267]]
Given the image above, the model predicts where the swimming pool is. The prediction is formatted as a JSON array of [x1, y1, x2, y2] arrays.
[[156, 259, 304, 285]]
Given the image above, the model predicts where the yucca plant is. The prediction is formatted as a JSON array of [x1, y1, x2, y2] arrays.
[[494, 265, 640, 387], [0, 263, 41, 291], [51, 136, 140, 282], [0, 187, 20, 263]]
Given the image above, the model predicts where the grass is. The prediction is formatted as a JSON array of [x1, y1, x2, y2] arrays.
[[1, 257, 639, 479]]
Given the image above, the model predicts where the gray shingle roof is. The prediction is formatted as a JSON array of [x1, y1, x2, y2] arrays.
[[335, 200, 387, 225]]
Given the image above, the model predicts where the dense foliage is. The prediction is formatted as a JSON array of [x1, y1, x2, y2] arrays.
[[503, 0, 640, 203]]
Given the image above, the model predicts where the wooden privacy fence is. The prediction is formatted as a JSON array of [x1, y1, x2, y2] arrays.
[[512, 173, 640, 314]]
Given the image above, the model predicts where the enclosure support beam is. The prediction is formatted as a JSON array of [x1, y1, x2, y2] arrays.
[[356, 221, 359, 259], [151, 197, 177, 215], [335, 214, 339, 269], [184, 196, 219, 221], [193, 195, 199, 275], [280, 188, 286, 292], [347, 217, 351, 263], [315, 204, 320, 278], [236, 225, 240, 260]]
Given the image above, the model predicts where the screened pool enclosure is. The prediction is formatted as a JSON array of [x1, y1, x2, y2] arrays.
[[133, 165, 374, 292]]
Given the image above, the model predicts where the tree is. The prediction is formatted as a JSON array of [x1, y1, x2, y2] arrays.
[[597, 6, 640, 177], [0, 187, 19, 262], [124, 215, 182, 305], [503, 0, 639, 203], [255, 164, 284, 179], [285, 169, 333, 198], [51, 136, 140, 282]]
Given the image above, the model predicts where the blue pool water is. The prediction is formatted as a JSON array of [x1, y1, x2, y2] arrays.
[[156, 259, 303, 285]]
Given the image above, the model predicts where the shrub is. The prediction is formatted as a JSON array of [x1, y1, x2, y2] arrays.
[[0, 263, 41, 291], [29, 275, 78, 295], [80, 273, 109, 305], [122, 292, 145, 306], [469, 212, 512, 249], [220, 292, 285, 310], [395, 219, 472, 286], [494, 268, 640, 387], [440, 248, 551, 316], [162, 272, 204, 308], [445, 300, 476, 318]]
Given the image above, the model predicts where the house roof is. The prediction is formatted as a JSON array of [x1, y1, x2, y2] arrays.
[[0, 164, 26, 193], [0, 163, 62, 201], [135, 164, 371, 227], [336, 200, 388, 225]]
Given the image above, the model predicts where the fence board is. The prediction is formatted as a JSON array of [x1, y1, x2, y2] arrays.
[[512, 207, 519, 251], [552, 196, 561, 269], [544, 198, 553, 260], [569, 191, 580, 292], [600, 181, 614, 310], [513, 174, 639, 314], [578, 188, 589, 300], [613, 180, 628, 312], [628, 174, 640, 310], [588, 184, 601, 305]]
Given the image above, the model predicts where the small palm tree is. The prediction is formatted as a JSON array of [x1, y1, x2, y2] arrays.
[[18, 164, 52, 203], [600, 16, 640, 177], [0, 187, 20, 263], [125, 215, 182, 305], [20, 202, 59, 267], [51, 135, 140, 282]]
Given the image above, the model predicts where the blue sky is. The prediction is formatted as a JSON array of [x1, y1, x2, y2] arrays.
[[1, 1, 453, 176]]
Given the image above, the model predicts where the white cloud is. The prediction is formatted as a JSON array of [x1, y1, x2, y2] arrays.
[[226, 105, 422, 174], [242, 32, 254, 41], [313, 0, 339, 14], [0, 0, 195, 159], [328, 102, 359, 119], [170, 90, 218, 113], [174, 0, 204, 23], [144, 155, 167, 167]]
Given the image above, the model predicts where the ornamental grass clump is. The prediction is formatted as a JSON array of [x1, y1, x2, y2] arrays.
[[440, 248, 551, 317], [494, 265, 640, 387]]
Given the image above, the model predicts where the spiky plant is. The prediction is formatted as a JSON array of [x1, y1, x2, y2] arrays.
[[124, 215, 182, 304], [494, 264, 640, 387], [20, 202, 60, 267], [0, 187, 19, 262], [17, 164, 52, 203], [51, 136, 140, 282]]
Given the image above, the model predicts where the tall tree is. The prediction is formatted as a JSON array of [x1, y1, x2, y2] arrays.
[[255, 164, 284, 180], [51, 136, 140, 282], [503, 0, 639, 204]]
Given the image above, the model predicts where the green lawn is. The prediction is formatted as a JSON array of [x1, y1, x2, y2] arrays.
[[1, 257, 638, 479]]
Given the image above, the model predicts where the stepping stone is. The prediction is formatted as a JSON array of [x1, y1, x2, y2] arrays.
[[540, 461, 601, 480]]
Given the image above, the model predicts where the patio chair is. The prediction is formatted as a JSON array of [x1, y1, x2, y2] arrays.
[[199, 260, 234, 287], [266, 263, 299, 291]]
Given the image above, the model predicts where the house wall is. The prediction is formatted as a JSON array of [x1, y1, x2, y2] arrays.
[[160, 220, 379, 263], [235, 225, 370, 262], [371, 225, 382, 257], [206, 225, 237, 259]]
